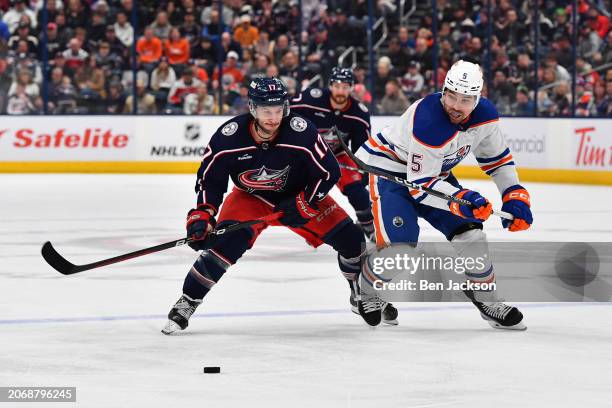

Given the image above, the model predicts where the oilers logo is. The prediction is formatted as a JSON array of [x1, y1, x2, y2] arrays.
[[442, 145, 471, 171], [238, 165, 290, 192]]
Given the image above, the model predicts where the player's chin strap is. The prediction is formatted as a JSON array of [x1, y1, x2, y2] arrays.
[[337, 138, 513, 221]]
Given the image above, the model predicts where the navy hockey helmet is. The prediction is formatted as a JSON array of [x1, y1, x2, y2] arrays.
[[329, 67, 355, 86], [248, 77, 290, 118]]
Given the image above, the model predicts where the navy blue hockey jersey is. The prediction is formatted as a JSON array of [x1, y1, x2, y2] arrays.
[[195, 113, 341, 213], [290, 88, 371, 154]]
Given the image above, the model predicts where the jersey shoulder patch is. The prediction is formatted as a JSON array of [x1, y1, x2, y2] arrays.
[[221, 121, 239, 136], [290, 116, 308, 132], [412, 94, 458, 148], [466, 97, 499, 128], [309, 88, 323, 98]]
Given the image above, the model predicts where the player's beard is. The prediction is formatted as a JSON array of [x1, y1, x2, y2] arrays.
[[443, 104, 469, 124], [331, 94, 348, 107]]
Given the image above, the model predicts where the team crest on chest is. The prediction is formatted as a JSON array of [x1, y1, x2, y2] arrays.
[[238, 165, 290, 192], [442, 145, 471, 171], [290, 117, 307, 132], [221, 122, 238, 136], [310, 88, 322, 98]]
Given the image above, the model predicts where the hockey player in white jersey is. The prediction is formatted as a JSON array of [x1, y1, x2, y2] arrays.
[[355, 59, 533, 330]]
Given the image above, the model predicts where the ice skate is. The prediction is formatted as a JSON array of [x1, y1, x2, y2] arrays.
[[464, 290, 526, 330], [350, 281, 398, 326], [161, 294, 202, 335]]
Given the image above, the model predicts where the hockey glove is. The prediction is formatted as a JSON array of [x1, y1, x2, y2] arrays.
[[501, 185, 532, 232], [186, 205, 217, 251], [274, 192, 319, 227], [449, 189, 493, 221]]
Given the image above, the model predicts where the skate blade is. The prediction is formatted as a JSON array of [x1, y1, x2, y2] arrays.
[[482, 316, 527, 331], [351, 305, 359, 315], [161, 320, 183, 335], [382, 318, 398, 326]]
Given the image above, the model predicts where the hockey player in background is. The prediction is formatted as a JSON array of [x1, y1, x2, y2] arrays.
[[291, 67, 375, 241], [162, 77, 397, 334], [355, 60, 533, 330]]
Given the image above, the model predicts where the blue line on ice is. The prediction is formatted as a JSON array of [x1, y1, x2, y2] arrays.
[[0, 303, 610, 326]]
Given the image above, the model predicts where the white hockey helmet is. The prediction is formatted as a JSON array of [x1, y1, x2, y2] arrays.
[[443, 60, 484, 108]]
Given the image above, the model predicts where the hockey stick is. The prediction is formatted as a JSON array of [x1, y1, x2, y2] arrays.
[[42, 213, 280, 275], [337, 136, 513, 221]]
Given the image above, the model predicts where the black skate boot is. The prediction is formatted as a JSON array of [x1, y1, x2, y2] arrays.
[[357, 295, 386, 326], [464, 290, 526, 330], [382, 303, 398, 325], [161, 294, 202, 335]]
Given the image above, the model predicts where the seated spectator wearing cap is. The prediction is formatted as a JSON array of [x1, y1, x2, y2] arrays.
[[233, 14, 259, 49], [114, 11, 134, 48], [104, 24, 128, 60], [164, 27, 190, 74], [88, 11, 110, 48], [40, 23, 62, 58], [8, 21, 38, 55], [3, 0, 37, 34], [511, 86, 535, 116], [137, 27, 163, 72], [401, 61, 424, 101], [212, 50, 243, 84], [62, 38, 89, 70], [105, 81, 126, 114], [37, 0, 60, 34]]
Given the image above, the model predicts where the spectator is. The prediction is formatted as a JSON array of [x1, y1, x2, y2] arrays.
[[62, 38, 89, 70], [37, 0, 60, 33], [136, 27, 163, 72], [551, 81, 572, 116], [495, 8, 526, 48], [150, 56, 176, 94], [41, 23, 62, 60], [53, 76, 78, 113], [511, 86, 535, 116], [201, 2, 234, 27], [585, 7, 610, 40], [489, 70, 515, 114], [74, 56, 106, 100], [87, 12, 108, 48], [387, 36, 410, 75], [374, 56, 393, 102], [95, 41, 122, 78], [328, 8, 355, 52], [212, 50, 243, 84], [596, 79, 612, 116], [180, 10, 201, 49], [201, 8, 228, 43], [352, 83, 372, 107], [151, 11, 173, 40], [269, 33, 291, 65], [7, 69, 41, 114], [279, 50, 299, 84], [253, 30, 271, 58], [164, 27, 190, 71], [401, 61, 424, 101], [191, 36, 216, 70], [114, 11, 134, 48], [412, 37, 433, 73], [233, 14, 259, 49], [65, 0, 90, 31], [104, 25, 127, 61], [245, 53, 269, 82], [167, 69, 201, 106], [218, 32, 242, 61], [105, 81, 126, 113], [545, 54, 570, 82], [187, 59, 209, 84], [379, 79, 409, 115], [3, 0, 37, 34], [8, 21, 38, 55], [124, 79, 156, 114], [184, 83, 216, 114]]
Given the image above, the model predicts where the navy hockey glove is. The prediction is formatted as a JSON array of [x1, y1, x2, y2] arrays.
[[274, 192, 319, 227], [501, 185, 532, 232], [186, 206, 217, 251], [449, 189, 493, 221]]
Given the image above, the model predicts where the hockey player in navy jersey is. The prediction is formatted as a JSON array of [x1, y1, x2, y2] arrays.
[[291, 67, 376, 241], [356, 60, 533, 330], [162, 77, 397, 334]]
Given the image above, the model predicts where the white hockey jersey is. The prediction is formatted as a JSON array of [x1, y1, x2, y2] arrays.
[[356, 92, 519, 210]]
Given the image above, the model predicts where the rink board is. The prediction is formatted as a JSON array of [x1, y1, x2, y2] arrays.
[[0, 115, 610, 185]]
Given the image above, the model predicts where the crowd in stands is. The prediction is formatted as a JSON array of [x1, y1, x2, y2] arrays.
[[0, 0, 609, 116]]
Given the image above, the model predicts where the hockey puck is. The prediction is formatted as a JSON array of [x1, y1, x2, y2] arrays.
[[203, 366, 221, 374]]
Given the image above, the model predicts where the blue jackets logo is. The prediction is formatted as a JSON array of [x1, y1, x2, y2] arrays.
[[238, 165, 290, 192]]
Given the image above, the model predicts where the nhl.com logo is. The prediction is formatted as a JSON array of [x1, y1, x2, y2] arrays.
[[184, 123, 201, 141]]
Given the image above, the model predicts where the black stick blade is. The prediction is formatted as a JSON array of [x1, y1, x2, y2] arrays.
[[41, 241, 80, 275]]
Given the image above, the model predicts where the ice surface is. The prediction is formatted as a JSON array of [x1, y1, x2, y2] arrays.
[[1, 174, 611, 408]]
